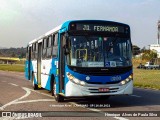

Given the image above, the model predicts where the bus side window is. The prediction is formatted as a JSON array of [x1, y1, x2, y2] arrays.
[[31, 44, 35, 60], [46, 35, 52, 58], [35, 42, 38, 59], [52, 33, 58, 58], [26, 46, 29, 60], [42, 38, 47, 59]]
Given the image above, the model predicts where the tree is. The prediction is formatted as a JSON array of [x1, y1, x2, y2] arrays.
[[132, 45, 140, 55], [11, 52, 16, 57], [142, 50, 157, 61], [141, 46, 146, 53]]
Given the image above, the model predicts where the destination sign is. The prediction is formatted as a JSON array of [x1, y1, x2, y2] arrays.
[[73, 24, 126, 33]]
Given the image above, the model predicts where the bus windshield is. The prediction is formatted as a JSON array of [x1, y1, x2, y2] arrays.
[[67, 36, 132, 67]]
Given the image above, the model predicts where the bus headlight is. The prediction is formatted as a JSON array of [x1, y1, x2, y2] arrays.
[[80, 81, 86, 86], [120, 75, 133, 85], [74, 78, 80, 84], [66, 72, 86, 86]]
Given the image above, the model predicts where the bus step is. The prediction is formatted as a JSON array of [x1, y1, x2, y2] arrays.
[[38, 84, 41, 88]]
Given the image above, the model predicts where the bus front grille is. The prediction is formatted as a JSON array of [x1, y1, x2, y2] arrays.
[[87, 87, 119, 93], [86, 81, 120, 84]]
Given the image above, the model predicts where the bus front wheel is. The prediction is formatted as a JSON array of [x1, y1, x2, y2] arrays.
[[51, 80, 64, 102]]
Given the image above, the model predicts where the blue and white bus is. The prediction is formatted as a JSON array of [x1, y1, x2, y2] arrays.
[[25, 20, 133, 102]]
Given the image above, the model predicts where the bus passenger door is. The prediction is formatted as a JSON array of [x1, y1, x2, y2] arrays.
[[25, 46, 31, 80], [37, 42, 42, 86], [59, 33, 66, 93]]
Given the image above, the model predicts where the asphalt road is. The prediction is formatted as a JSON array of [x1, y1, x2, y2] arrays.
[[0, 70, 160, 120]]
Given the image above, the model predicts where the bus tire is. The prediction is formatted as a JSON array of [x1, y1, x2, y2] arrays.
[[32, 73, 38, 90], [51, 80, 64, 102]]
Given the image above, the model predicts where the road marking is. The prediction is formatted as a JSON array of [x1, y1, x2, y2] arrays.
[[8, 83, 19, 87], [0, 87, 55, 120], [129, 94, 141, 98], [13, 99, 55, 104], [0, 86, 55, 111], [24, 87, 54, 98], [0, 87, 31, 110], [88, 108, 101, 112]]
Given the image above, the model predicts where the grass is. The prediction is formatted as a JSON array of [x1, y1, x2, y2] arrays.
[[133, 67, 160, 90], [133, 58, 160, 90], [0, 64, 24, 72]]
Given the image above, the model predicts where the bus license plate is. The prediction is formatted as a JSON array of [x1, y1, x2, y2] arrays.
[[99, 88, 109, 92]]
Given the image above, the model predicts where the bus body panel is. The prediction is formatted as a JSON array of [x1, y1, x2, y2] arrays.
[[65, 66, 132, 84], [31, 60, 37, 83], [25, 60, 29, 80], [41, 59, 52, 88], [25, 20, 133, 99], [43, 58, 59, 91], [64, 66, 133, 97], [25, 60, 34, 81], [65, 80, 133, 97], [25, 46, 32, 80]]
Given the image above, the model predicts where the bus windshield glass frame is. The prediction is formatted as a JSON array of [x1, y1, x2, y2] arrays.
[[66, 35, 132, 68]]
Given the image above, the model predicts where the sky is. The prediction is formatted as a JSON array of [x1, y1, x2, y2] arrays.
[[0, 0, 160, 48]]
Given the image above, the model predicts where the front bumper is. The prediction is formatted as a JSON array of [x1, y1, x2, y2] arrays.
[[65, 80, 133, 97]]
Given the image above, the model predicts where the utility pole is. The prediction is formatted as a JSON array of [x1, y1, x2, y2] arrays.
[[158, 20, 160, 44]]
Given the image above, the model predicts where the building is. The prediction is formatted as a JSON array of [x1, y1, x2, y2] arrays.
[[0, 57, 20, 64], [149, 20, 160, 58], [149, 44, 160, 58]]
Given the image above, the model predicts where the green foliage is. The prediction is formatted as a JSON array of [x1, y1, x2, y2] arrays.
[[0, 47, 26, 58], [142, 50, 157, 60], [132, 45, 140, 55]]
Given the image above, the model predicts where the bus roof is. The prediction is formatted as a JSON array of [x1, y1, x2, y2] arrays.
[[28, 20, 129, 45], [29, 25, 62, 45]]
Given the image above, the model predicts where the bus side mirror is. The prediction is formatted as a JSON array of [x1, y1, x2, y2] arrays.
[[63, 32, 69, 55], [65, 32, 69, 41]]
